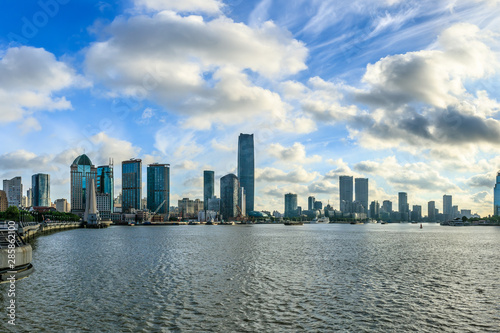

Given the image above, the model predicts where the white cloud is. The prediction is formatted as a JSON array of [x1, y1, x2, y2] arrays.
[[134, 0, 223, 14], [267, 142, 322, 163], [0, 46, 83, 124], [256, 166, 319, 183]]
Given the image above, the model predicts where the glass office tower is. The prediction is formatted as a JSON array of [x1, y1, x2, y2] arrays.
[[32, 173, 50, 207], [122, 159, 142, 213], [204, 170, 215, 211], [238, 134, 254, 213], [71, 154, 97, 216], [147, 163, 170, 215]]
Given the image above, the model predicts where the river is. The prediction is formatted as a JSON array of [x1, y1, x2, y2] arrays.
[[1, 223, 499, 332]]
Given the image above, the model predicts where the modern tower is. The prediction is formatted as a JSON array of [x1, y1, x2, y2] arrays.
[[428, 201, 436, 221], [308, 196, 315, 210], [370, 201, 380, 219], [32, 173, 50, 207], [71, 154, 97, 217], [355, 178, 369, 213], [443, 195, 452, 220], [398, 192, 408, 221], [122, 158, 142, 213], [97, 163, 114, 214], [203, 170, 215, 211], [382, 200, 392, 213], [339, 175, 353, 213], [238, 134, 255, 213], [284, 193, 298, 218], [494, 172, 500, 216], [220, 173, 239, 220], [147, 163, 170, 215], [3, 176, 22, 207]]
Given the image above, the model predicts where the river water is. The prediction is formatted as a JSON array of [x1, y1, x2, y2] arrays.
[[1, 223, 500, 332]]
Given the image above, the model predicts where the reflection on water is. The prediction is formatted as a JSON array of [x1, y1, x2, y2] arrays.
[[1, 224, 500, 332]]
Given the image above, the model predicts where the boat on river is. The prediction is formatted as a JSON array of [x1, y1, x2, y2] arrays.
[[284, 221, 304, 226]]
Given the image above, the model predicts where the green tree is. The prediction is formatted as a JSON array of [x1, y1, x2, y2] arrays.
[[5, 206, 19, 221]]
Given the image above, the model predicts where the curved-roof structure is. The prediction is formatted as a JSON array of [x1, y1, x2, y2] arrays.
[[72, 154, 93, 166]]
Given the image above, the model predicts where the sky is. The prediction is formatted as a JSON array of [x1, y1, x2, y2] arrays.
[[0, 0, 500, 216]]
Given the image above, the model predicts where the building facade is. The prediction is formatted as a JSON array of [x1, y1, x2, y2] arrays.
[[284, 193, 298, 218], [494, 172, 500, 216], [308, 196, 315, 211], [54, 198, 69, 212], [0, 190, 8, 212], [443, 194, 452, 221], [147, 163, 170, 215], [238, 134, 255, 213], [428, 201, 436, 221], [3, 176, 22, 207], [339, 175, 353, 213], [71, 154, 97, 217], [97, 164, 114, 215], [398, 192, 408, 221], [220, 174, 240, 220], [370, 200, 380, 219], [203, 170, 215, 211], [355, 178, 369, 214], [122, 159, 142, 213], [32, 173, 50, 207]]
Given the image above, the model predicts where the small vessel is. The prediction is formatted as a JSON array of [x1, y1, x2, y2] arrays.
[[317, 217, 330, 223], [420, 223, 422, 229], [284, 221, 304, 226]]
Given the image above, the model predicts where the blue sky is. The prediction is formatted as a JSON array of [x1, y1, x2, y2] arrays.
[[0, 0, 499, 216]]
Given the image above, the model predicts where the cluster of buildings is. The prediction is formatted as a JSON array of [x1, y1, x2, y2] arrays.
[[2, 138, 498, 223], [285, 177, 478, 222], [0, 133, 256, 223]]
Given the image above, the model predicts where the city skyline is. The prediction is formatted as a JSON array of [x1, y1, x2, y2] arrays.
[[0, 1, 499, 216]]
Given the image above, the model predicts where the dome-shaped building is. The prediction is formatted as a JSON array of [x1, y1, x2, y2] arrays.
[[70, 154, 97, 217]]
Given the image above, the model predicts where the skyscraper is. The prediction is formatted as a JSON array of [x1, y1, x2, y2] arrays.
[[428, 201, 436, 221], [412, 205, 422, 221], [382, 200, 392, 213], [122, 158, 142, 213], [32, 173, 50, 207], [398, 192, 408, 221], [355, 178, 369, 213], [204, 170, 215, 211], [339, 175, 353, 213], [238, 134, 255, 213], [494, 172, 500, 216], [220, 173, 239, 220], [71, 154, 97, 217], [97, 164, 114, 214], [370, 201, 380, 219], [443, 194, 452, 221], [3, 176, 22, 207], [147, 163, 170, 215], [308, 196, 315, 210], [284, 193, 298, 218]]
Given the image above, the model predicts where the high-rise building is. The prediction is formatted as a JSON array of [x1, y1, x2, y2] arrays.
[[3, 176, 22, 207], [97, 164, 114, 214], [494, 172, 500, 216], [428, 201, 436, 221], [207, 196, 220, 212], [452, 205, 459, 218], [71, 154, 97, 217], [398, 192, 408, 221], [26, 188, 32, 207], [147, 163, 170, 215], [313, 201, 323, 210], [238, 134, 255, 213], [443, 195, 452, 220], [32, 173, 50, 207], [382, 200, 392, 213], [284, 193, 298, 218], [220, 174, 239, 220], [122, 158, 142, 213], [204, 171, 215, 211], [339, 176, 353, 213], [370, 201, 380, 219], [308, 196, 315, 210], [355, 178, 369, 213], [411, 205, 422, 221]]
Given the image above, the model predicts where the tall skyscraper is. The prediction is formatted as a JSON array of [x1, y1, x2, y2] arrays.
[[494, 172, 500, 216], [238, 134, 255, 213], [398, 192, 408, 221], [97, 163, 114, 214], [204, 170, 215, 211], [3, 176, 22, 207], [355, 178, 369, 213], [339, 176, 353, 212], [412, 205, 422, 221], [370, 201, 379, 219], [32, 173, 50, 207], [122, 158, 142, 213], [220, 173, 239, 220], [428, 201, 436, 221], [284, 193, 298, 218], [71, 154, 97, 217], [308, 196, 315, 210], [443, 194, 452, 220], [147, 163, 170, 215], [382, 200, 392, 213]]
